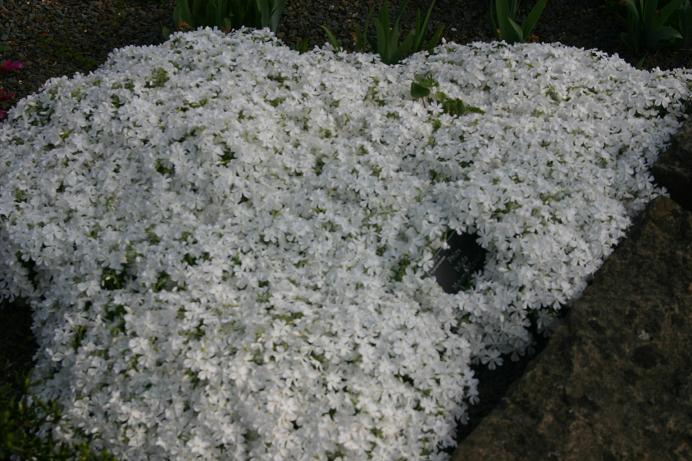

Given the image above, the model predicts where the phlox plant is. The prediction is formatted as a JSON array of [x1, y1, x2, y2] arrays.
[[0, 27, 690, 460], [322, 0, 444, 64], [489, 0, 547, 43], [161, 0, 285, 38]]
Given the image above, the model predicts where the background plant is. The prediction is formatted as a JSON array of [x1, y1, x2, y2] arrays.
[[489, 0, 547, 43], [674, 0, 692, 47], [162, 0, 285, 38], [619, 0, 684, 54], [322, 0, 444, 64], [410, 73, 484, 116], [322, 5, 374, 53]]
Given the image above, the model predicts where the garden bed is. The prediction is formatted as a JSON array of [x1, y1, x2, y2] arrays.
[[0, 1, 690, 459]]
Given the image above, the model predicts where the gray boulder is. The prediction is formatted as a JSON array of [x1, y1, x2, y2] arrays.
[[652, 116, 692, 211], [453, 196, 692, 460]]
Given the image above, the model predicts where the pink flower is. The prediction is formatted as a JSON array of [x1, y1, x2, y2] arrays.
[[0, 88, 16, 102], [0, 60, 23, 72]]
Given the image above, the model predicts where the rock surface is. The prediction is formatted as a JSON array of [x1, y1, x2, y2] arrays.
[[453, 196, 692, 460], [653, 115, 692, 211]]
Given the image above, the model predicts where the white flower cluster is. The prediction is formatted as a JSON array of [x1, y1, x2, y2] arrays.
[[0, 27, 689, 460]]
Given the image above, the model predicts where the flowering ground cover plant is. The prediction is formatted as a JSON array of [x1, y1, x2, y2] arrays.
[[0, 27, 690, 460]]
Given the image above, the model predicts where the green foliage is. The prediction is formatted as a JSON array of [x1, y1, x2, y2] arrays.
[[218, 148, 237, 166], [0, 374, 117, 460], [619, 0, 684, 53], [154, 158, 175, 176], [100, 267, 128, 290], [489, 0, 547, 43], [255, 0, 285, 33], [322, 0, 444, 64], [153, 271, 180, 292], [392, 254, 411, 282], [105, 304, 127, 335], [293, 37, 311, 53], [145, 67, 169, 88], [15, 253, 37, 288], [675, 0, 692, 47], [436, 93, 485, 116], [410, 73, 485, 116], [321, 24, 344, 51], [410, 73, 437, 98], [162, 0, 286, 38]]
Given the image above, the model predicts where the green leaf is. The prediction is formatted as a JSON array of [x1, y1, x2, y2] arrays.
[[369, 0, 442, 63], [358, 4, 375, 51], [353, 27, 366, 51], [620, 0, 642, 52], [212, 0, 223, 27], [168, 0, 284, 33], [191, 0, 206, 26], [375, 13, 389, 62], [392, 254, 411, 282], [496, 0, 516, 42], [257, 0, 269, 29], [410, 74, 437, 98], [622, 0, 641, 25], [642, 0, 658, 30], [522, 0, 548, 38], [489, 0, 499, 33], [436, 92, 485, 116], [410, 81, 431, 99], [222, 17, 233, 32], [412, 8, 426, 52], [681, 1, 692, 46], [273, 0, 287, 32], [424, 25, 445, 51], [388, 22, 403, 63], [657, 0, 685, 27], [395, 0, 410, 26], [508, 17, 524, 42], [651, 25, 684, 42], [398, 30, 416, 61], [414, 0, 438, 51], [321, 25, 342, 51]]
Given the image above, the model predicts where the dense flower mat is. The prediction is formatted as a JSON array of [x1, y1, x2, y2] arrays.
[[0, 27, 690, 460]]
